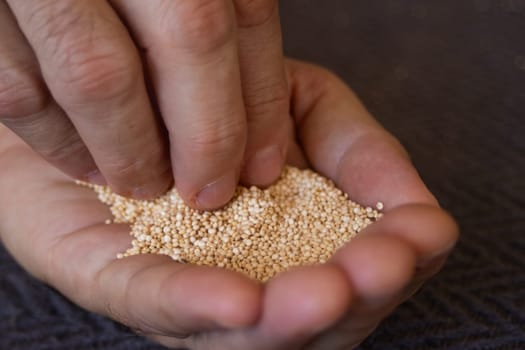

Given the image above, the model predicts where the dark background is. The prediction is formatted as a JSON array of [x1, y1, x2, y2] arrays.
[[1, 1, 524, 349]]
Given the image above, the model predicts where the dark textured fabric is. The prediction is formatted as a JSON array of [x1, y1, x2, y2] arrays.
[[1, 1, 524, 349]]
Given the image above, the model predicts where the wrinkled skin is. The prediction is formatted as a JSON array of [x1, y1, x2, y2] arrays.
[[0, 0, 293, 209], [0, 60, 458, 350]]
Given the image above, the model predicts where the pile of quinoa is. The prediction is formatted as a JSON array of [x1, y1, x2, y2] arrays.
[[80, 166, 382, 282]]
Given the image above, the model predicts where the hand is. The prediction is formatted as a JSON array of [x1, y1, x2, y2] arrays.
[[0, 59, 458, 349], [0, 0, 289, 209]]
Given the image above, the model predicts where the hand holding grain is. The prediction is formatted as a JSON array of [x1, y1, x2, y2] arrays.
[[0, 60, 458, 349], [80, 166, 384, 282]]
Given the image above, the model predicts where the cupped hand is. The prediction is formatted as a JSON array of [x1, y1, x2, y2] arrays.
[[0, 0, 289, 209], [0, 59, 458, 349]]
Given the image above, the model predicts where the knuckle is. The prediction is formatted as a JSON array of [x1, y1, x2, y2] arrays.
[[28, 1, 138, 102], [39, 132, 87, 163], [0, 66, 48, 119], [56, 47, 137, 102], [244, 79, 289, 117], [189, 119, 246, 157], [234, 0, 276, 27], [292, 62, 337, 102], [27, 1, 82, 41], [156, 0, 234, 54]]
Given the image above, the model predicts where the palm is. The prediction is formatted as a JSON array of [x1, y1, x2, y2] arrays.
[[0, 60, 457, 350]]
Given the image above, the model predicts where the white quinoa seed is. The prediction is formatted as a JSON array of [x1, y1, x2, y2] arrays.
[[78, 166, 383, 282]]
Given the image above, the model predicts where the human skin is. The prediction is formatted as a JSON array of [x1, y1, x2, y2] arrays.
[[0, 0, 290, 209], [0, 59, 458, 349]]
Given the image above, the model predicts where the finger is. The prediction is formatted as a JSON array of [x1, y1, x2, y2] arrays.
[[287, 59, 438, 208], [234, 0, 290, 187], [257, 265, 351, 349], [301, 235, 418, 350], [93, 247, 262, 336], [110, 0, 247, 209], [287, 140, 309, 169], [333, 234, 417, 302], [7, 0, 172, 199], [359, 204, 458, 268], [0, 1, 99, 182], [306, 210, 456, 350], [314, 206, 457, 350], [209, 265, 351, 350]]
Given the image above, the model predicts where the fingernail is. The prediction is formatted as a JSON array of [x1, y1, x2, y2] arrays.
[[196, 170, 238, 210], [132, 183, 168, 200], [244, 145, 283, 187], [85, 169, 106, 186], [131, 170, 173, 200]]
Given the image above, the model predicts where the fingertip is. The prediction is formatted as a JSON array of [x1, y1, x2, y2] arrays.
[[242, 144, 285, 187], [100, 155, 173, 201], [333, 234, 417, 300], [376, 204, 459, 262], [214, 271, 263, 328], [261, 264, 351, 338], [166, 267, 262, 330], [420, 205, 459, 255], [430, 207, 460, 251], [193, 169, 239, 210], [131, 177, 172, 200]]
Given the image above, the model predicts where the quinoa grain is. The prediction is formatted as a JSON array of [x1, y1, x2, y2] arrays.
[[78, 167, 382, 282]]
